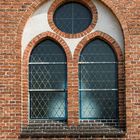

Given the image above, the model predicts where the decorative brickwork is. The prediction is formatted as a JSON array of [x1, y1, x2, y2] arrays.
[[48, 0, 97, 38]]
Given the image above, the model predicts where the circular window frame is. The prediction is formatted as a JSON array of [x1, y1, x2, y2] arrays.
[[48, 0, 98, 38]]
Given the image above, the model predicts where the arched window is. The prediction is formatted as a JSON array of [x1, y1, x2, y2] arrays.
[[29, 39, 67, 120], [79, 39, 118, 122]]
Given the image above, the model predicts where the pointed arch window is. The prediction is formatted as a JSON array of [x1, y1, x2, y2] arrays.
[[79, 39, 118, 122], [29, 39, 67, 120]]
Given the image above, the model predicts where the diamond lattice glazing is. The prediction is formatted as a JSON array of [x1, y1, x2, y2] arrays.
[[29, 39, 67, 120]]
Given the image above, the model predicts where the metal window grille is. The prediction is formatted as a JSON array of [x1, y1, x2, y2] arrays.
[[29, 39, 67, 120], [53, 2, 92, 34], [79, 39, 118, 121]]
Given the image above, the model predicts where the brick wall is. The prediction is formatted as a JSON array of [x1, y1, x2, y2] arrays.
[[0, 0, 140, 139]]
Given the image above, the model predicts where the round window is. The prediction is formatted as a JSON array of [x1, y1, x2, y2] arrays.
[[48, 0, 97, 38], [53, 2, 92, 34]]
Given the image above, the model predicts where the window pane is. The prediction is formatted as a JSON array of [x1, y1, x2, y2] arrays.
[[79, 63, 117, 89], [73, 3, 92, 19], [73, 19, 91, 34], [29, 64, 66, 89], [53, 3, 72, 18], [54, 19, 72, 34], [30, 91, 67, 120], [80, 91, 118, 119]]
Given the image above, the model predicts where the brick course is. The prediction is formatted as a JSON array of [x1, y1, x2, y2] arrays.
[[0, 0, 140, 139]]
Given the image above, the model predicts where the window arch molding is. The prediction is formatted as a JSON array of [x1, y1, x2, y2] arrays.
[[22, 31, 72, 125], [73, 31, 125, 129]]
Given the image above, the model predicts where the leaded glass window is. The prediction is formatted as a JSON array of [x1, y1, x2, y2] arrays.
[[29, 39, 67, 120], [53, 2, 92, 34], [79, 39, 118, 121]]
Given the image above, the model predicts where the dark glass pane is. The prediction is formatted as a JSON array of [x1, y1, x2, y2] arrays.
[[29, 64, 66, 89], [79, 63, 117, 89], [73, 3, 92, 19], [53, 2, 92, 34], [80, 39, 117, 62], [30, 39, 66, 62], [73, 19, 91, 34], [54, 19, 72, 33], [30, 91, 67, 119], [53, 3, 72, 18], [80, 91, 118, 119]]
